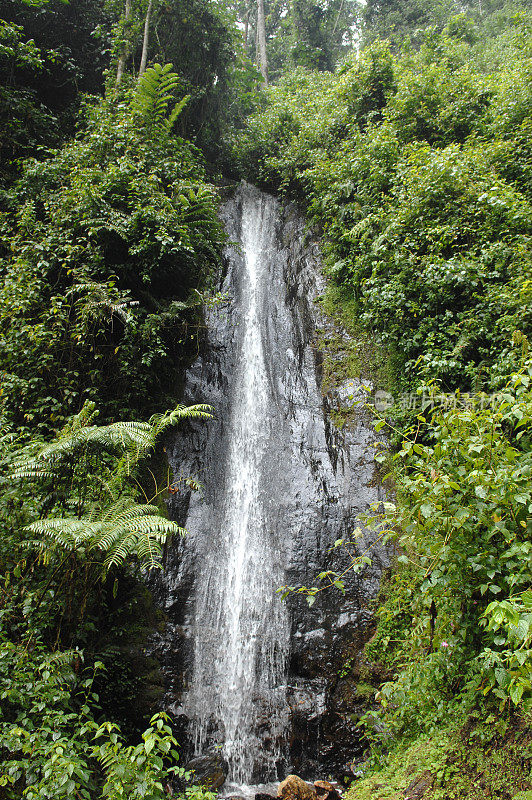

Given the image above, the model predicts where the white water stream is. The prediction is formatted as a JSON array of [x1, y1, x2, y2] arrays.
[[185, 190, 290, 782]]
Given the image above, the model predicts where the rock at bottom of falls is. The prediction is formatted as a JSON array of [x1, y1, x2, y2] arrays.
[[313, 780, 342, 800], [277, 775, 343, 800], [277, 775, 315, 800], [185, 751, 229, 790], [214, 772, 345, 800]]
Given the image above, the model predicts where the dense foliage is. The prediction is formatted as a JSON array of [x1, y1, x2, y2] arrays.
[[0, 2, 230, 793], [0, 399, 213, 796], [117, 0, 253, 163], [237, 21, 532, 394], [0, 77, 224, 434], [369, 363, 532, 730], [0, 0, 110, 183], [223, 0, 360, 82]]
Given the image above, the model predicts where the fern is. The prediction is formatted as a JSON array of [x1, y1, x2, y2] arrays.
[[131, 62, 190, 131], [15, 402, 212, 572], [148, 403, 213, 438], [72, 281, 138, 326], [13, 402, 212, 481], [27, 499, 185, 572]]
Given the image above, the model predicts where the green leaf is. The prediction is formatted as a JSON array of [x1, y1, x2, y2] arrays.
[[495, 667, 509, 688], [509, 681, 524, 706]]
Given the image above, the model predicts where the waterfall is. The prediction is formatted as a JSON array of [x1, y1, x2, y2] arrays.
[[157, 183, 391, 785], [183, 189, 290, 782]]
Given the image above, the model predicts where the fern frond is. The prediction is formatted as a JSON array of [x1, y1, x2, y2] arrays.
[[131, 62, 188, 132], [98, 499, 158, 525], [25, 500, 185, 572], [43, 649, 83, 669], [13, 421, 152, 478], [12, 404, 211, 491], [11, 462, 57, 480], [149, 403, 213, 438], [166, 94, 190, 131], [27, 517, 102, 550], [96, 500, 184, 571]]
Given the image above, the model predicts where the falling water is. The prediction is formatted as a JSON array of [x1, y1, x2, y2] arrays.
[[184, 190, 290, 782], [158, 183, 391, 783]]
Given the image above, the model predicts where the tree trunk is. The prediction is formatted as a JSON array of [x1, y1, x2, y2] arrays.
[[332, 0, 345, 35], [139, 0, 153, 76], [244, 3, 250, 47], [116, 0, 133, 86], [256, 0, 268, 85], [255, 6, 259, 62]]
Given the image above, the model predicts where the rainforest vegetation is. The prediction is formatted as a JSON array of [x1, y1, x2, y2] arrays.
[[1, 0, 532, 796]]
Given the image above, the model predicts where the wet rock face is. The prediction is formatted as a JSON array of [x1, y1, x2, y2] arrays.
[[184, 751, 229, 790], [150, 184, 391, 781]]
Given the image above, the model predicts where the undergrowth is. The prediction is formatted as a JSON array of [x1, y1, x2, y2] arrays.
[[348, 708, 532, 800]]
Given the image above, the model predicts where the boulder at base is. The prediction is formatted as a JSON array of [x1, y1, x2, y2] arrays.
[[278, 775, 317, 800], [314, 781, 342, 800], [184, 751, 229, 790]]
